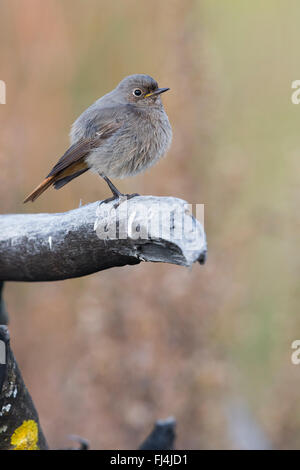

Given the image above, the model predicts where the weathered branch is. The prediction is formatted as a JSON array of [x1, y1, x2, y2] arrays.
[[139, 416, 176, 450], [0, 326, 48, 450], [0, 196, 206, 282]]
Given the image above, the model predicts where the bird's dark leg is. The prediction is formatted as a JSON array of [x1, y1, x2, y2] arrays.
[[100, 173, 123, 199], [99, 173, 140, 207]]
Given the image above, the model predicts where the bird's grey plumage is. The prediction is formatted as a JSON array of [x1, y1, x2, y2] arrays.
[[24, 74, 172, 203], [70, 74, 172, 178]]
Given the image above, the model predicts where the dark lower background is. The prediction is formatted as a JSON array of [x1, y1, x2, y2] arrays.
[[0, 0, 298, 449]]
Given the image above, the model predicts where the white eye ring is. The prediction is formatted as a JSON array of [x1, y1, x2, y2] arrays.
[[133, 88, 142, 97]]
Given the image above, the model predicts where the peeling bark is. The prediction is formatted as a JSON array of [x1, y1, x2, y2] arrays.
[[0, 196, 206, 282]]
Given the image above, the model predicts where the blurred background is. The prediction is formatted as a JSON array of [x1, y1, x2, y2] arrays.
[[0, 0, 298, 449]]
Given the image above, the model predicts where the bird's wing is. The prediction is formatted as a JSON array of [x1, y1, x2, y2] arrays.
[[47, 120, 122, 178], [23, 106, 132, 203]]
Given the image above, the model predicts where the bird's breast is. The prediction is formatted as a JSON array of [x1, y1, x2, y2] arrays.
[[87, 108, 172, 179]]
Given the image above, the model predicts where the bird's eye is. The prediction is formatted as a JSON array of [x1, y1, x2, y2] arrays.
[[133, 88, 142, 97]]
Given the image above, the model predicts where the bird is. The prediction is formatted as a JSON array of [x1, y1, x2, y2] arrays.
[[24, 74, 172, 204]]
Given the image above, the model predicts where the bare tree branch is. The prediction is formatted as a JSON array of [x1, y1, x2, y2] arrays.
[[0, 196, 206, 282], [0, 326, 48, 450], [139, 416, 176, 450]]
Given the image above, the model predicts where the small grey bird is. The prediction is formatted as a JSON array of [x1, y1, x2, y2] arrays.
[[24, 74, 172, 203]]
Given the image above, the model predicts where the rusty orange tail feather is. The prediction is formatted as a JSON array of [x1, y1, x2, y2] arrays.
[[23, 160, 89, 203], [23, 176, 55, 203]]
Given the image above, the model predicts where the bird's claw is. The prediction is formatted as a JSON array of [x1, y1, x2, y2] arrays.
[[113, 193, 140, 208], [99, 193, 140, 209]]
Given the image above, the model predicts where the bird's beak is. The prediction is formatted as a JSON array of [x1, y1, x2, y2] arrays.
[[144, 87, 170, 98]]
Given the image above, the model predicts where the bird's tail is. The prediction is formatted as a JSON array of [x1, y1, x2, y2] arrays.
[[23, 176, 55, 203], [23, 159, 89, 203]]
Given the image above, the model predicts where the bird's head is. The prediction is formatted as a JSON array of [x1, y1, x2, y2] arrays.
[[115, 74, 170, 107]]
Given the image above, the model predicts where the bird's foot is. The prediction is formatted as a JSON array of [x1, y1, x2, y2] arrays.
[[113, 192, 140, 209], [99, 192, 140, 209]]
